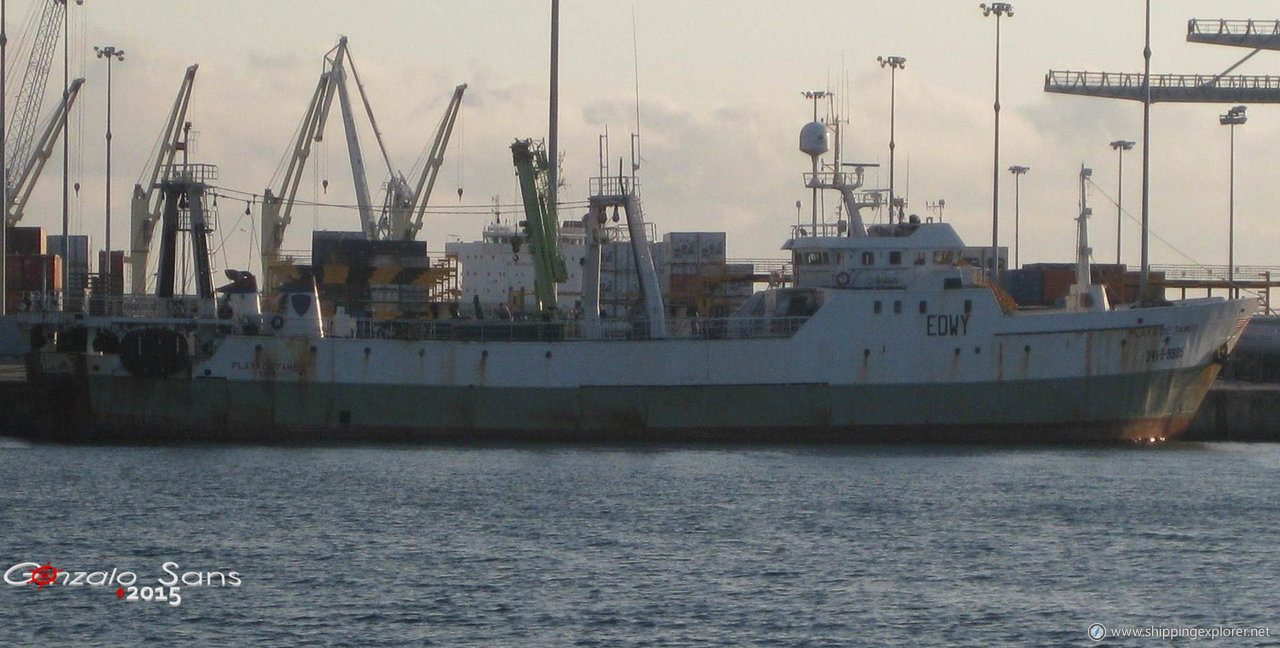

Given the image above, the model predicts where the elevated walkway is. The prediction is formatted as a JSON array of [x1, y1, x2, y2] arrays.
[[1046, 17, 1280, 103], [1044, 70, 1280, 103], [1187, 19, 1280, 50]]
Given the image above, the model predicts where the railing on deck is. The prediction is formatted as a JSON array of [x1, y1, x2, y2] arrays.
[[88, 295, 217, 318], [339, 315, 810, 342]]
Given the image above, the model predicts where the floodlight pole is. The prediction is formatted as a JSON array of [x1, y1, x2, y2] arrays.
[[878, 55, 906, 222], [1220, 106, 1247, 298], [1109, 140, 1134, 265], [981, 2, 1013, 281], [96, 45, 124, 304], [1009, 165, 1029, 268]]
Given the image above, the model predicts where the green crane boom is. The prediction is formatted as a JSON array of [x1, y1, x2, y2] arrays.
[[510, 139, 568, 316]]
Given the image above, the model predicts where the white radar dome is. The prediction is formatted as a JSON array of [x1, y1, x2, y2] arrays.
[[799, 121, 829, 157]]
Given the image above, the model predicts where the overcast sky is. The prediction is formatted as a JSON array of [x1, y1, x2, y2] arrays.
[[7, 0, 1280, 280]]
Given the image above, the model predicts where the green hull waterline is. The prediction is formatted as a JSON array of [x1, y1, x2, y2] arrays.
[[31, 363, 1219, 444]]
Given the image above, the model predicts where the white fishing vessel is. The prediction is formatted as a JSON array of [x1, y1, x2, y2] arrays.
[[14, 96, 1256, 444]]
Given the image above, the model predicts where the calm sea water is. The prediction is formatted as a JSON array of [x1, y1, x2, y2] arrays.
[[1, 442, 1277, 647]]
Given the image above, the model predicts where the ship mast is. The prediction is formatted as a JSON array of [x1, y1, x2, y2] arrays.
[[799, 92, 875, 238], [1067, 165, 1107, 312]]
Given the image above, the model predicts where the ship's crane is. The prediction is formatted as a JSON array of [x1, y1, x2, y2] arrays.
[[4, 0, 65, 201], [510, 139, 568, 316], [261, 36, 390, 288], [383, 83, 467, 241], [4, 77, 84, 226], [128, 64, 198, 295]]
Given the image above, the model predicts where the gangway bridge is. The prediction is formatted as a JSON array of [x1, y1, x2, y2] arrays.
[[1045, 18, 1280, 103], [1186, 19, 1280, 50]]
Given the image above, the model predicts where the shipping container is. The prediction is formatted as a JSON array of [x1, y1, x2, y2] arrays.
[[5, 256, 23, 292], [699, 232, 726, 263], [668, 262, 700, 277], [1091, 264, 1130, 305], [96, 250, 126, 296], [312, 231, 428, 267], [46, 235, 91, 267], [650, 241, 667, 270], [1003, 269, 1045, 306], [668, 274, 704, 297], [6, 227, 46, 255], [19, 255, 62, 292], [1025, 264, 1077, 304], [664, 232, 701, 263]]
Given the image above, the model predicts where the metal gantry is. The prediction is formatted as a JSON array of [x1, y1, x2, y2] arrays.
[[1187, 19, 1280, 50], [1046, 19, 1280, 104], [1045, 10, 1280, 303], [1044, 70, 1280, 103]]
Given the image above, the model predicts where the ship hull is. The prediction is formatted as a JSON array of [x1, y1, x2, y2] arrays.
[[11, 291, 1253, 445], [28, 362, 1218, 445]]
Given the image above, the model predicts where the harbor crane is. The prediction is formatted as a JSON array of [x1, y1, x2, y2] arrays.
[[4, 0, 64, 201], [128, 64, 198, 295], [3, 0, 75, 227], [261, 37, 348, 290], [4, 78, 85, 226], [260, 37, 466, 290], [384, 83, 466, 241]]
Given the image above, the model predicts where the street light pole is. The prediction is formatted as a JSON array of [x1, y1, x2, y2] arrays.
[[1220, 105, 1247, 298], [981, 2, 1013, 281], [1009, 165, 1029, 269], [95, 45, 124, 306], [878, 55, 906, 223], [1109, 140, 1135, 265]]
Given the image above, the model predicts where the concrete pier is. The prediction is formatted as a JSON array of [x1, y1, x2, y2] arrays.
[[1186, 381, 1280, 441], [0, 361, 48, 436]]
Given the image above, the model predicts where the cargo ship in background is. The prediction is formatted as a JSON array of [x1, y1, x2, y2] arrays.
[[2, 87, 1257, 444]]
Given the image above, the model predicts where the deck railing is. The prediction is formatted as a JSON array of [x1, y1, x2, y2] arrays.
[[342, 315, 810, 342]]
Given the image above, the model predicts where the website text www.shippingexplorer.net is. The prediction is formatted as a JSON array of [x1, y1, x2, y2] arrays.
[[1088, 623, 1272, 642]]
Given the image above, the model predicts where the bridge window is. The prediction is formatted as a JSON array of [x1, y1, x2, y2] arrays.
[[915, 253, 927, 266], [933, 251, 955, 265], [919, 300, 927, 314], [861, 252, 875, 266], [964, 299, 973, 314], [796, 251, 831, 266], [893, 300, 902, 314], [889, 251, 902, 266], [874, 301, 882, 314]]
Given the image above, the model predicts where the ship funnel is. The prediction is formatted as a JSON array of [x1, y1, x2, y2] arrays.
[[274, 274, 325, 338], [800, 121, 829, 158], [217, 270, 262, 334]]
